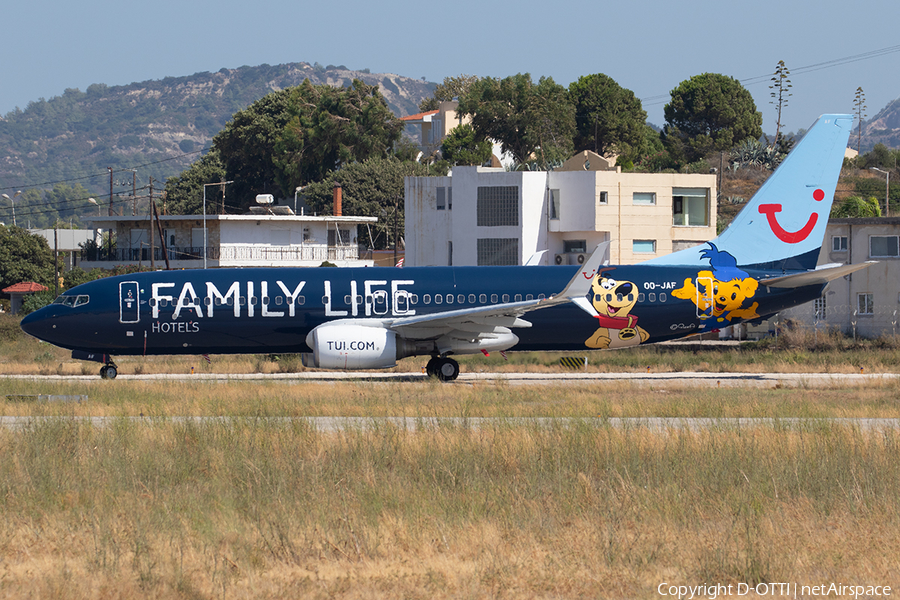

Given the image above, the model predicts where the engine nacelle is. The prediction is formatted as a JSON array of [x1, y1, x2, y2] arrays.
[[303, 323, 398, 370]]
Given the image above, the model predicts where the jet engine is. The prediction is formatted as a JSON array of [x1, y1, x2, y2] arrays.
[[303, 323, 401, 370]]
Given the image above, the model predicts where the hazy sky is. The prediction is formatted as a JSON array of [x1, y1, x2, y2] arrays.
[[1, 0, 898, 135]]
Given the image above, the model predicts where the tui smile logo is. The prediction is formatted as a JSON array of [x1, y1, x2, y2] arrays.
[[757, 188, 825, 244]]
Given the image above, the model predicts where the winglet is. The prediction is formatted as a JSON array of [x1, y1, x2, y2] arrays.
[[553, 241, 609, 301], [524, 250, 548, 266]]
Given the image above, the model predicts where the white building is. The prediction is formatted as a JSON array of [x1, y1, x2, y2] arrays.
[[780, 217, 900, 337], [80, 212, 378, 270], [404, 165, 717, 267]]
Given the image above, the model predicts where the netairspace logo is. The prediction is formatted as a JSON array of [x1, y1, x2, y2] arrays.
[[657, 582, 892, 599]]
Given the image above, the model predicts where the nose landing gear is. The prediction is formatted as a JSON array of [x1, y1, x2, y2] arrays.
[[99, 361, 118, 380]]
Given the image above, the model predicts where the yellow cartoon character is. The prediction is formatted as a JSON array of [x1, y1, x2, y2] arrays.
[[672, 242, 760, 322], [585, 276, 650, 349]]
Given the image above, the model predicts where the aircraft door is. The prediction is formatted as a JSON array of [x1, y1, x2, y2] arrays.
[[695, 276, 714, 319], [371, 290, 388, 315], [119, 281, 140, 323]]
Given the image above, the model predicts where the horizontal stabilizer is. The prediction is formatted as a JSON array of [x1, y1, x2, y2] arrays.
[[760, 262, 876, 288]]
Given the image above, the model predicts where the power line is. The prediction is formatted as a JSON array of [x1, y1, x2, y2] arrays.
[[0, 147, 209, 193], [641, 43, 900, 108]]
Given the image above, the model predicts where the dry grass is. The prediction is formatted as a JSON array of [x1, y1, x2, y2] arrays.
[[1, 377, 900, 419], [0, 421, 898, 598]]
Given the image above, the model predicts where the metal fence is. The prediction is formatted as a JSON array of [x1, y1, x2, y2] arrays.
[[81, 245, 364, 264]]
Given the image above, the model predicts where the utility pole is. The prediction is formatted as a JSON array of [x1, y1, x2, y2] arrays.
[[53, 223, 59, 297], [132, 170, 137, 216], [149, 178, 155, 269], [108, 167, 114, 216]]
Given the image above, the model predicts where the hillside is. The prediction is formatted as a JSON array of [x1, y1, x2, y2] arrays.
[[859, 97, 900, 152], [0, 63, 434, 192]]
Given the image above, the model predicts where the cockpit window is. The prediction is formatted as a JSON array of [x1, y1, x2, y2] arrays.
[[51, 294, 89, 307]]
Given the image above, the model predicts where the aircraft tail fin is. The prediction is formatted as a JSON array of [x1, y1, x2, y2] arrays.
[[647, 114, 853, 272]]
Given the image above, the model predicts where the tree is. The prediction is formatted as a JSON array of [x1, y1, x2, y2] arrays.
[[769, 60, 792, 148], [418, 74, 480, 112], [457, 73, 575, 169], [211, 88, 296, 211], [272, 79, 404, 195], [162, 149, 227, 215], [854, 86, 867, 154], [568, 73, 647, 157], [301, 158, 447, 250], [830, 195, 881, 218], [663, 73, 762, 164], [0, 226, 54, 292], [441, 124, 493, 166]]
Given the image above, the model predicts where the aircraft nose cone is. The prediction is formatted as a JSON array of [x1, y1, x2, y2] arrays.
[[20, 307, 58, 343]]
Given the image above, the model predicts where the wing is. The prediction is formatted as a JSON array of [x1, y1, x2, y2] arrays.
[[385, 242, 608, 351]]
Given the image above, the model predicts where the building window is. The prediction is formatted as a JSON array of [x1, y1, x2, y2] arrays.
[[870, 235, 899, 258], [563, 240, 587, 253], [633, 239, 656, 254], [448, 187, 452, 210], [477, 186, 519, 226], [673, 188, 709, 226], [814, 296, 826, 320], [857, 293, 874, 315], [436, 187, 446, 210], [832, 236, 848, 252], [673, 240, 700, 252], [633, 192, 656, 205], [599, 191, 608, 204], [549, 189, 560, 220], [477, 238, 519, 266]]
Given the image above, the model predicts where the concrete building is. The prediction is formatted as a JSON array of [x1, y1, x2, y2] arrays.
[[29, 228, 94, 270], [780, 217, 900, 337], [80, 212, 378, 270], [404, 165, 717, 267]]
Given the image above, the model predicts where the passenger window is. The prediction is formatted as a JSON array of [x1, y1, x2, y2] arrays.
[[297, 296, 305, 305], [638, 293, 645, 303], [423, 294, 431, 304], [479, 294, 487, 303], [275, 296, 283, 306], [526, 294, 534, 301], [447, 294, 454, 304], [660, 293, 667, 303], [503, 294, 510, 302], [468, 294, 476, 303], [538, 294, 545, 300], [515, 294, 522, 302], [457, 294, 465, 304], [344, 295, 352, 304], [434, 294, 442, 304], [149, 298, 157, 307], [649, 293, 656, 302], [491, 294, 498, 303], [410, 294, 418, 305]]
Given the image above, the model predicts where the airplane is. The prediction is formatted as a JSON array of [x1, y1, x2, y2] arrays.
[[21, 114, 867, 381]]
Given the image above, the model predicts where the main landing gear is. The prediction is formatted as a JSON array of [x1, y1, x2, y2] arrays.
[[425, 355, 460, 381], [99, 361, 118, 380]]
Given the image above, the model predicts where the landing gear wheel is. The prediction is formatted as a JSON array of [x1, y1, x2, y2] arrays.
[[100, 364, 118, 380], [425, 356, 441, 378], [435, 357, 459, 382]]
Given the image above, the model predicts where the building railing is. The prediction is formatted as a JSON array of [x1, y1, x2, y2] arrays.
[[81, 244, 364, 263]]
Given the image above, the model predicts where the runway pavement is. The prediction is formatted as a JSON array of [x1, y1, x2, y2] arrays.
[[2, 370, 898, 387]]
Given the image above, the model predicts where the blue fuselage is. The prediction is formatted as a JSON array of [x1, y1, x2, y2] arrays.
[[21, 264, 822, 357]]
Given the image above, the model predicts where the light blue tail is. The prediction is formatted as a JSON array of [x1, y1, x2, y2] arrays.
[[648, 114, 853, 271]]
